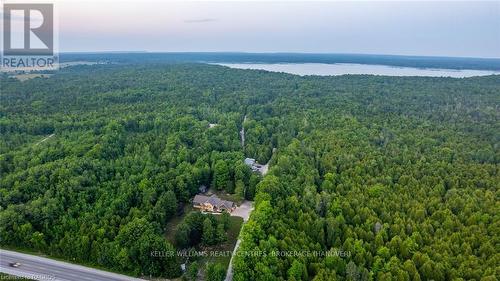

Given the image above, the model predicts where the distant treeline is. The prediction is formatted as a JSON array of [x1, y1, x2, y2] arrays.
[[59, 52, 500, 71]]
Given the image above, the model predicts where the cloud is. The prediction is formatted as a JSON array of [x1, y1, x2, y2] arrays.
[[184, 18, 218, 23]]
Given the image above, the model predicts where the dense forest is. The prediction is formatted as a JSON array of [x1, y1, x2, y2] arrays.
[[1, 63, 499, 280]]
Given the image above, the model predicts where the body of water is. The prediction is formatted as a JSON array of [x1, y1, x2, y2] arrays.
[[216, 63, 500, 78]]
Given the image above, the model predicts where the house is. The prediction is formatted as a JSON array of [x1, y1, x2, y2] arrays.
[[244, 158, 256, 166], [193, 194, 236, 213], [244, 157, 265, 173]]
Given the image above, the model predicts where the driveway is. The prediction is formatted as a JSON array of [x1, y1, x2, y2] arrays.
[[231, 200, 253, 222], [226, 200, 254, 281]]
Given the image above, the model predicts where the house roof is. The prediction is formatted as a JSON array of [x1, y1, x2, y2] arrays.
[[193, 194, 210, 205], [193, 194, 234, 209], [244, 158, 256, 166], [220, 200, 235, 208]]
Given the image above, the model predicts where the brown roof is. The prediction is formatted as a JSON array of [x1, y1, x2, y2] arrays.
[[193, 194, 234, 209], [193, 194, 210, 205]]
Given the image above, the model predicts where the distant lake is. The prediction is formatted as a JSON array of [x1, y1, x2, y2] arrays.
[[216, 63, 500, 78]]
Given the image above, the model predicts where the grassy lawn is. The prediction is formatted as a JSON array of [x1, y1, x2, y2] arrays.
[[164, 201, 245, 280], [165, 206, 243, 266], [165, 203, 244, 279], [194, 216, 244, 280], [201, 216, 243, 267], [165, 204, 195, 244]]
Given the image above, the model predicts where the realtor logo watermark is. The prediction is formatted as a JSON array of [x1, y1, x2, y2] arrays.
[[1, 2, 58, 71]]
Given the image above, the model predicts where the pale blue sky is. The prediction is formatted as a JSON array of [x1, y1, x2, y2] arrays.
[[56, 1, 500, 58]]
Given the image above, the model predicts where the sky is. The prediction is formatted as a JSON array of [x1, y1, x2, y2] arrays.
[[17, 0, 500, 58]]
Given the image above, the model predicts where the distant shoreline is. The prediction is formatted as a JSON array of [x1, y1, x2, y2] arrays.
[[57, 52, 500, 71], [215, 62, 500, 78]]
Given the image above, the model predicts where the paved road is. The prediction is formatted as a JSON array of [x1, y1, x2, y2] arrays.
[[0, 249, 145, 281]]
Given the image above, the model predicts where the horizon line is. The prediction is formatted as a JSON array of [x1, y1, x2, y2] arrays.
[[58, 51, 500, 60]]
